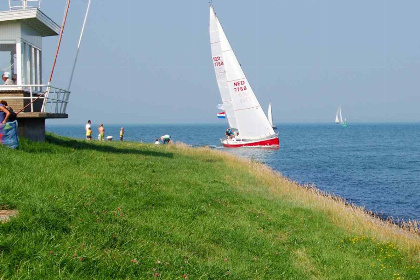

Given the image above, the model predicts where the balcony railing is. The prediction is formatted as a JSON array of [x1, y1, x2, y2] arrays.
[[8, 0, 41, 10], [0, 84, 70, 114]]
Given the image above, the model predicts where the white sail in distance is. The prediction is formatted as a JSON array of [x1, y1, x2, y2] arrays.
[[268, 102, 273, 127], [335, 107, 340, 124], [339, 107, 343, 124], [209, 6, 275, 139], [209, 6, 237, 129]]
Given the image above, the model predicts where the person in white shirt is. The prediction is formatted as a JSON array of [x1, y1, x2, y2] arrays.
[[2, 72, 15, 85], [154, 138, 160, 145], [161, 135, 171, 144], [85, 120, 91, 136]]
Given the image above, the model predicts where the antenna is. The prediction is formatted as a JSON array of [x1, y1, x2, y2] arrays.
[[8, 0, 41, 10]]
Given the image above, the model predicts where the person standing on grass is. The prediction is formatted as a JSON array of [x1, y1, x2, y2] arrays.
[[86, 127, 92, 140], [0, 100, 11, 124], [120, 127, 124, 141], [98, 124, 105, 141], [85, 120, 91, 137], [154, 138, 160, 145]]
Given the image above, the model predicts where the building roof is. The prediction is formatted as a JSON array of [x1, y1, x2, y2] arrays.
[[0, 8, 60, 36]]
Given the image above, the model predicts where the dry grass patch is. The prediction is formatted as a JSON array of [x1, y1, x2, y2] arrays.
[[0, 209, 18, 223], [293, 248, 320, 279]]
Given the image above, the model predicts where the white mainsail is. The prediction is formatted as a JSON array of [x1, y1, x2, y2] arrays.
[[209, 6, 237, 129], [209, 6, 275, 139], [268, 102, 273, 127], [339, 107, 343, 124]]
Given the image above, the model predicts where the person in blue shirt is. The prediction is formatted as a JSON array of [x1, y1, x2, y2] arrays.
[[225, 128, 234, 139], [0, 100, 11, 124]]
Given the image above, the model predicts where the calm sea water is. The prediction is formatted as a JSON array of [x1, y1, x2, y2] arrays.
[[47, 123, 420, 222]]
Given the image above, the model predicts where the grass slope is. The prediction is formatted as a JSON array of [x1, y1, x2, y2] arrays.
[[0, 134, 419, 279]]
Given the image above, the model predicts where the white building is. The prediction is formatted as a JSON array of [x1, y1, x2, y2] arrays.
[[0, 0, 69, 141]]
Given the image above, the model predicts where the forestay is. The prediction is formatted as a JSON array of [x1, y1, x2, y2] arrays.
[[209, 6, 275, 139]]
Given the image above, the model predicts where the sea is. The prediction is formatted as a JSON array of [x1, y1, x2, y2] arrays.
[[47, 123, 420, 222]]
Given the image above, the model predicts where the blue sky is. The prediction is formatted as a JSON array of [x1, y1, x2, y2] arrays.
[[2, 0, 420, 124]]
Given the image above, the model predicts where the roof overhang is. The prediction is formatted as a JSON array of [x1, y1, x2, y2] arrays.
[[0, 8, 60, 37]]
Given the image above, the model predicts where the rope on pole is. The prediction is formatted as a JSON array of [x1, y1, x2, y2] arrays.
[[48, 0, 71, 85]]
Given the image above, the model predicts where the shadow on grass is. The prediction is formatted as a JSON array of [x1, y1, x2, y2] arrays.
[[21, 134, 173, 158]]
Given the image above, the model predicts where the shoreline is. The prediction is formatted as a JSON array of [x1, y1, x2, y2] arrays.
[[190, 144, 420, 248]]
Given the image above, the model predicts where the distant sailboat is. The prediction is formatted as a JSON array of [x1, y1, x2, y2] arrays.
[[335, 106, 347, 127], [335, 107, 341, 124], [267, 102, 277, 130]]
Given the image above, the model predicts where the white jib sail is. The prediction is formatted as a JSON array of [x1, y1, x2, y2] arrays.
[[209, 6, 237, 129], [268, 102, 273, 127], [210, 6, 275, 139], [339, 107, 343, 124]]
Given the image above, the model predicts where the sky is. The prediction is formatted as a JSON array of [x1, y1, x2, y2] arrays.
[[2, 0, 420, 124]]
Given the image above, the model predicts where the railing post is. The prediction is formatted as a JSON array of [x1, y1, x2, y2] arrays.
[[29, 86, 33, 112]]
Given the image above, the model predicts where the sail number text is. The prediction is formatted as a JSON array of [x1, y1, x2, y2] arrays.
[[212, 56, 224, 67], [233, 80, 248, 92]]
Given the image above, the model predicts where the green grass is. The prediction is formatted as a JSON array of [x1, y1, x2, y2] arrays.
[[0, 134, 419, 279]]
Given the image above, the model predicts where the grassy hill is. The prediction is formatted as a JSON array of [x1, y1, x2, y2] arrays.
[[0, 134, 419, 279]]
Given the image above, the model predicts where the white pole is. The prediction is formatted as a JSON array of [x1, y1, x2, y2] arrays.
[[63, 0, 91, 113], [67, 0, 91, 91]]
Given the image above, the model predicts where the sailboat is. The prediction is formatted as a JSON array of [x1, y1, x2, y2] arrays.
[[335, 107, 341, 124], [335, 106, 347, 127], [267, 102, 277, 130], [209, 5, 279, 148]]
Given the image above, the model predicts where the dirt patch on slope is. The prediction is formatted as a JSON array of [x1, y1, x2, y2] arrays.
[[0, 210, 18, 223]]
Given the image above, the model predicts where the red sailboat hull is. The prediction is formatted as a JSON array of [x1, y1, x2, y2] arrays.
[[222, 136, 279, 148]]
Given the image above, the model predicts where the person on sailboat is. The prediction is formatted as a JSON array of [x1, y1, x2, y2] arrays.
[[225, 128, 234, 139]]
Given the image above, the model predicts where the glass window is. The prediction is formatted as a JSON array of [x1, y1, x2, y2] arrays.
[[0, 44, 17, 86]]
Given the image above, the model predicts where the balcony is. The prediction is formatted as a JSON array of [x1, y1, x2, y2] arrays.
[[0, 84, 69, 118]]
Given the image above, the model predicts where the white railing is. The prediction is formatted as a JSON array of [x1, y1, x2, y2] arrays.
[[8, 0, 41, 10], [0, 84, 70, 114]]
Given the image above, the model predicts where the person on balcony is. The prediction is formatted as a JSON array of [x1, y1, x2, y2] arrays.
[[2, 72, 15, 85]]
